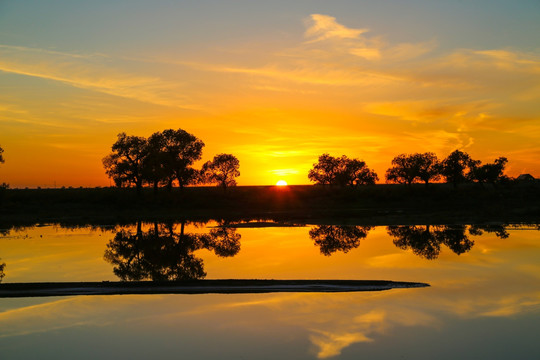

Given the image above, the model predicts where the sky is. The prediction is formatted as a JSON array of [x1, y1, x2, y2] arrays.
[[0, 0, 539, 187]]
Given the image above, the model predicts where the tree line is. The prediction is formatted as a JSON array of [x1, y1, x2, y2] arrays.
[[102, 129, 240, 193], [309, 150, 510, 187]]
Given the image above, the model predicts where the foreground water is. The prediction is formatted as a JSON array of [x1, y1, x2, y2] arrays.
[[1, 222, 539, 359]]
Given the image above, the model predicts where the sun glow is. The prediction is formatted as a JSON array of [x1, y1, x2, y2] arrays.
[[276, 180, 288, 186]]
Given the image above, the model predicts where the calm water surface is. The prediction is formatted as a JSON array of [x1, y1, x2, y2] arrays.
[[1, 222, 539, 359]]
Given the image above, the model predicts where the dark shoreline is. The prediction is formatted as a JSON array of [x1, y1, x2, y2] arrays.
[[0, 280, 429, 298], [1, 183, 539, 227]]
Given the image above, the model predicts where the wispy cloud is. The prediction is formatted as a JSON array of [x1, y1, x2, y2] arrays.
[[0, 45, 198, 109], [305, 14, 369, 43]]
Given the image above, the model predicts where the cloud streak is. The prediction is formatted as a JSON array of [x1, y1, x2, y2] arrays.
[[305, 14, 369, 43], [0, 45, 197, 109]]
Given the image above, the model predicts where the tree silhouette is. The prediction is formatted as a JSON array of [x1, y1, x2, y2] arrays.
[[0, 145, 7, 189], [142, 134, 169, 193], [102, 133, 148, 193], [342, 158, 379, 186], [385, 152, 440, 186], [201, 154, 240, 189], [308, 154, 378, 186], [308, 154, 341, 185], [440, 150, 476, 188], [469, 157, 508, 185], [149, 129, 205, 189], [309, 225, 372, 256]]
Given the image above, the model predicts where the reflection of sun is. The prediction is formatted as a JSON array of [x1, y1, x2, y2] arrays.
[[276, 180, 288, 186]]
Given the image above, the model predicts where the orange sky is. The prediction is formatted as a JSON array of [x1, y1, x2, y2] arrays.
[[1, 2, 539, 187]]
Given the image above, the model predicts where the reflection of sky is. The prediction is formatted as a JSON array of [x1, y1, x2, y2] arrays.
[[1, 225, 540, 358]]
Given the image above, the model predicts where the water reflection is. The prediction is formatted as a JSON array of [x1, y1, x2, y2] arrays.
[[309, 225, 372, 255], [308, 223, 516, 259], [103, 221, 240, 281], [0, 260, 5, 283], [387, 224, 510, 259]]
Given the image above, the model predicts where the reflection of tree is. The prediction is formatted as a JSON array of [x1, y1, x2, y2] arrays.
[[388, 225, 442, 260], [436, 225, 474, 256], [104, 221, 241, 281], [468, 224, 509, 239], [388, 224, 513, 259], [202, 223, 241, 257], [309, 225, 372, 256], [0, 260, 5, 283]]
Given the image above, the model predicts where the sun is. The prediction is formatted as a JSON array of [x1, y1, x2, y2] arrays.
[[276, 180, 288, 186]]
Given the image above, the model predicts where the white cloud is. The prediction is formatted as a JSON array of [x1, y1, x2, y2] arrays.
[[305, 14, 369, 43]]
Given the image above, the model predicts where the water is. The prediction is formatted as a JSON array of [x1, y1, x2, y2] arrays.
[[1, 222, 539, 359]]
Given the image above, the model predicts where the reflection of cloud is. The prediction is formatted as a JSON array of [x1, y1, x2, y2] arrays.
[[309, 307, 436, 358], [441, 292, 540, 318], [311, 330, 373, 358], [0, 295, 167, 339]]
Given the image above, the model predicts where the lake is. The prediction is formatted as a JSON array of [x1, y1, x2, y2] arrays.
[[1, 221, 539, 359]]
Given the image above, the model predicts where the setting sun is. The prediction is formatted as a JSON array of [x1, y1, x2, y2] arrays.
[[276, 180, 288, 186]]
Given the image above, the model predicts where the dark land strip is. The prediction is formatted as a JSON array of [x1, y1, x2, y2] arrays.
[[0, 280, 429, 298], [1, 183, 539, 227]]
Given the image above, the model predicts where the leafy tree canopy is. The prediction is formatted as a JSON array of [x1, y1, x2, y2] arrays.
[[201, 153, 240, 189], [385, 152, 440, 185], [469, 157, 508, 184], [439, 150, 477, 187], [102, 133, 148, 190], [308, 154, 378, 186]]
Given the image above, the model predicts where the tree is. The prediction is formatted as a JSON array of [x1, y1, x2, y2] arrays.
[[414, 153, 441, 185], [439, 150, 476, 187], [103, 133, 148, 193], [150, 129, 204, 189], [0, 145, 7, 189], [385, 152, 440, 186], [386, 154, 417, 185], [470, 157, 508, 185], [308, 154, 378, 186], [201, 154, 240, 189], [308, 153, 341, 185], [342, 158, 379, 186], [142, 134, 169, 193]]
